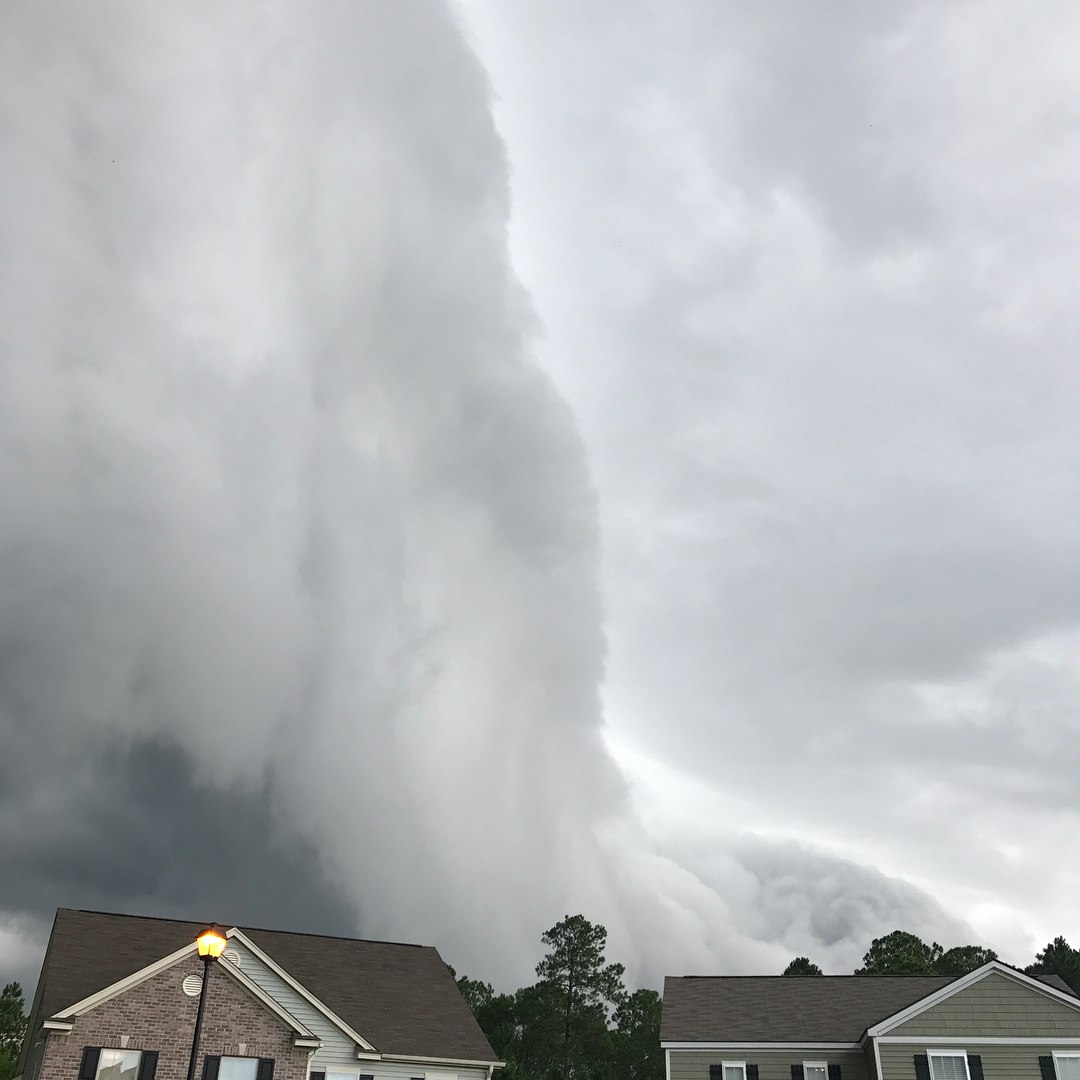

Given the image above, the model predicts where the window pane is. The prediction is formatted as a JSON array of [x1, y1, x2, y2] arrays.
[[806, 1065, 827, 1080], [929, 1056, 967, 1080], [98, 1051, 141, 1080], [1056, 1058, 1080, 1080], [328, 1073, 357, 1080], [219, 1059, 258, 1080], [724, 1067, 745, 1080]]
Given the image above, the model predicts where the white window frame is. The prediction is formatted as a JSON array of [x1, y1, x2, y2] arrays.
[[722, 1062, 747, 1080], [804, 1062, 828, 1080], [1053, 1053, 1080, 1080], [927, 1050, 971, 1080]]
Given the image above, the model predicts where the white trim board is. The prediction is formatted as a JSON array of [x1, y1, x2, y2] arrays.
[[213, 955, 318, 1042], [227, 929, 378, 1054], [380, 1054, 505, 1068], [868, 962, 1080, 1037], [662, 1044, 860, 1051], [53, 941, 199, 1017], [53, 939, 317, 1044], [877, 1038, 1080, 1046]]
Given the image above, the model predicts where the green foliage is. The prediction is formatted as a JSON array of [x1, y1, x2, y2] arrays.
[[1026, 937, 1080, 995], [535, 915, 626, 1080], [936, 945, 998, 976], [856, 931, 944, 975], [855, 931, 1000, 976], [457, 974, 495, 1016], [0, 982, 27, 1080], [613, 989, 663, 1080], [781, 957, 823, 976], [456, 915, 661, 1080]]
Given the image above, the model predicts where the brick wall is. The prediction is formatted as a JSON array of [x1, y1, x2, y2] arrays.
[[38, 957, 310, 1080]]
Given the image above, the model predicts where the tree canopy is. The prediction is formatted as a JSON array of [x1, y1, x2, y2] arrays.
[[781, 957, 823, 976], [455, 915, 656, 1080], [1026, 937, 1080, 995], [0, 982, 27, 1080]]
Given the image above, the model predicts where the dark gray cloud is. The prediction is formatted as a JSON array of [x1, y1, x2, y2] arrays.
[[0, 0, 626, 992], [2, 0, 1060, 1003]]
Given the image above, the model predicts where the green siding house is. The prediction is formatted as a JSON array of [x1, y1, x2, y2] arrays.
[[661, 963, 1080, 1080]]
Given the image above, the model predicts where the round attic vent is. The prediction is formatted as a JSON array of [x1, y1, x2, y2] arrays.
[[182, 974, 203, 997], [222, 948, 241, 966]]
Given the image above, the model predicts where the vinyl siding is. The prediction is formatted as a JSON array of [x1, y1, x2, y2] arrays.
[[878, 1043, 1076, 1080], [888, 974, 1080, 1038], [669, 1048, 871, 1080]]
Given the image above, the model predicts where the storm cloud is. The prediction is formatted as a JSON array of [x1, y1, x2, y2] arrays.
[[4, 0, 1070, 1000]]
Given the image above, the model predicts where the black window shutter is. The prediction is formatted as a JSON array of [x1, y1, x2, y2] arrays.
[[79, 1049, 102, 1080], [710, 1068, 721, 1080], [829, 1066, 842, 1080], [1040, 1058, 1056, 1080], [257, 1060, 275, 1080], [793, 1066, 805, 1080], [359, 1074, 374, 1080], [748, 1066, 759, 1080], [967, 1056, 983, 1080], [203, 1056, 221, 1080], [310, 1072, 325, 1080], [137, 1053, 159, 1080], [914, 1055, 931, 1080]]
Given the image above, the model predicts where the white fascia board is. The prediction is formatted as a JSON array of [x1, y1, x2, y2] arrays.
[[662, 1044, 860, 1051], [868, 962, 1080, 1037], [380, 1054, 506, 1068], [227, 928, 378, 1053], [878, 1038, 1080, 1046], [41, 1021, 73, 1033], [214, 952, 317, 1039], [53, 942, 200, 1018]]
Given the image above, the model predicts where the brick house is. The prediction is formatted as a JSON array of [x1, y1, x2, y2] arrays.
[[17, 910, 501, 1080]]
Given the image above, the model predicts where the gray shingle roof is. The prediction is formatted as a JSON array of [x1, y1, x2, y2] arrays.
[[660, 975, 954, 1043], [25, 909, 498, 1064]]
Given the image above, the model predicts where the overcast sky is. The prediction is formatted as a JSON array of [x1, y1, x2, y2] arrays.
[[2, 1, 1079, 1002]]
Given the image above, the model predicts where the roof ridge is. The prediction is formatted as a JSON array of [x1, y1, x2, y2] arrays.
[[672, 974, 953, 980], [66, 908, 431, 951]]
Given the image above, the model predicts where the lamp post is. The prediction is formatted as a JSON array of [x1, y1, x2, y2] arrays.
[[185, 925, 229, 1080]]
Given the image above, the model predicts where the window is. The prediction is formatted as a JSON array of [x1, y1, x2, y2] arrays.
[[928, 1053, 970, 1080], [218, 1061, 258, 1080], [96, 1051, 142, 1080], [723, 1062, 746, 1080], [804, 1062, 828, 1080], [1054, 1056, 1080, 1080]]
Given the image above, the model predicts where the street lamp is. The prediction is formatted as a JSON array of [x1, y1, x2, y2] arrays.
[[185, 926, 229, 1080]]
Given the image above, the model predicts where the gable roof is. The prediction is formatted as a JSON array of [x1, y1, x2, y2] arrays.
[[866, 961, 1080, 1036], [662, 965, 1080, 1046], [662, 975, 954, 1044], [25, 909, 498, 1064]]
